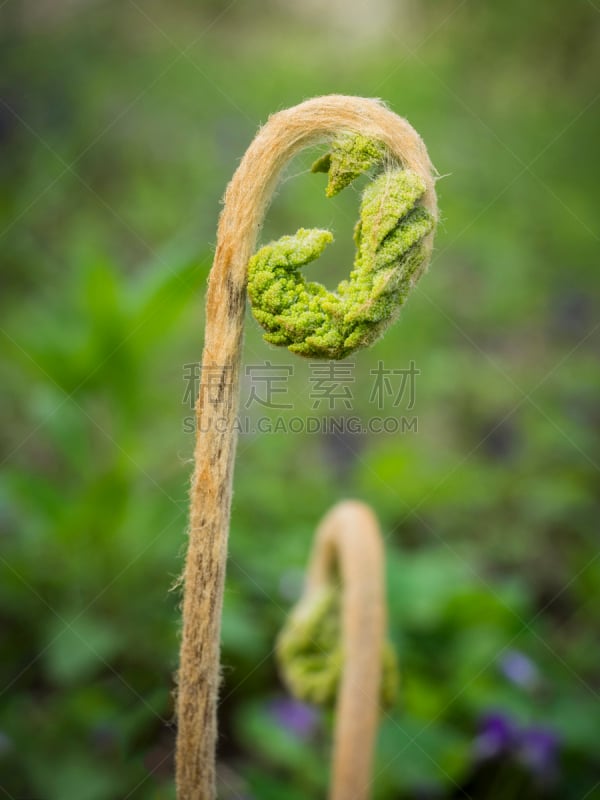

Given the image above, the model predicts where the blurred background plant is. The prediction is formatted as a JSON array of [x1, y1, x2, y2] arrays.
[[1, 1, 599, 798]]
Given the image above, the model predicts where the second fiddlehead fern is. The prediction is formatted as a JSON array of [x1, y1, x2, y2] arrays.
[[277, 584, 398, 710], [276, 501, 398, 800]]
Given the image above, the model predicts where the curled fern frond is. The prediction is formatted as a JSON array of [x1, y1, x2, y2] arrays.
[[247, 133, 435, 359], [178, 96, 438, 800], [277, 585, 399, 710]]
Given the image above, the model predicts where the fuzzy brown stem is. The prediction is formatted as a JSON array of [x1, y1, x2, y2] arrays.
[[176, 95, 437, 800], [304, 500, 386, 800]]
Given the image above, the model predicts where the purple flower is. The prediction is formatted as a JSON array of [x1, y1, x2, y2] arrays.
[[268, 697, 320, 739], [499, 650, 539, 689], [473, 713, 560, 781], [474, 712, 517, 760], [518, 726, 560, 776]]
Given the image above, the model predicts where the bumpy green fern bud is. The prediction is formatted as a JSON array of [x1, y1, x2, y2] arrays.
[[311, 133, 386, 197], [247, 133, 435, 359], [277, 586, 399, 710]]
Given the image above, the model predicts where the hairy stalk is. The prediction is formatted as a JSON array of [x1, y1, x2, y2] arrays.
[[277, 500, 396, 800], [176, 95, 437, 799]]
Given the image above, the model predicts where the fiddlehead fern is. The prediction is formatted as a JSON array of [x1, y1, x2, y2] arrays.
[[276, 501, 399, 800], [247, 133, 435, 358], [177, 96, 438, 800]]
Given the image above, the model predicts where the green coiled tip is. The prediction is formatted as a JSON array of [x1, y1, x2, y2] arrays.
[[248, 132, 435, 359], [311, 133, 386, 197], [276, 586, 399, 711]]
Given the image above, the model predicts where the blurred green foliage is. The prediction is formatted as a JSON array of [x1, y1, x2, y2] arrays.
[[1, 1, 599, 798]]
